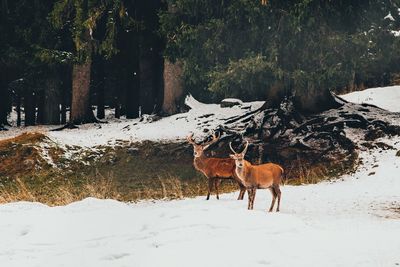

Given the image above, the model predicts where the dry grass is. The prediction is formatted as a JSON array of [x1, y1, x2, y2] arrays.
[[0, 132, 47, 176], [0, 132, 46, 147], [0, 173, 122, 206], [0, 132, 359, 205], [286, 163, 329, 185], [0, 174, 240, 205], [158, 175, 184, 199], [284, 152, 359, 185]]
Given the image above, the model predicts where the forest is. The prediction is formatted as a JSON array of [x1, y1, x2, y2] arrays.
[[1, 0, 400, 129], [1, 1, 400, 266]]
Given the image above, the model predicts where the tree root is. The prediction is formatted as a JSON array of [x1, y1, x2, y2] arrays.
[[205, 97, 400, 181]]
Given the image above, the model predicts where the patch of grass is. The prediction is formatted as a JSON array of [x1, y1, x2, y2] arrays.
[[0, 132, 46, 147], [0, 133, 359, 205], [0, 132, 48, 176], [0, 135, 241, 205], [0, 173, 122, 205], [285, 151, 359, 185]]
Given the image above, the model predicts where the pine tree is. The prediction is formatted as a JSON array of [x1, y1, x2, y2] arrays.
[[160, 0, 400, 112], [50, 0, 137, 124]]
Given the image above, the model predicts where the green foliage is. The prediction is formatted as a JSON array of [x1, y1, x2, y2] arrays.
[[1, 0, 53, 65], [161, 0, 400, 102], [50, 0, 142, 62], [160, 0, 276, 101], [33, 47, 74, 65], [209, 54, 281, 100]]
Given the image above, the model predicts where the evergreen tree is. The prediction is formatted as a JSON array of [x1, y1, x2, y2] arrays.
[[160, 0, 400, 112], [0, 0, 65, 126], [50, 0, 139, 124]]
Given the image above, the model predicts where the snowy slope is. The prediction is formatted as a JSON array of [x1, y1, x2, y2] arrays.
[[341, 85, 400, 112], [1, 87, 400, 267], [0, 146, 399, 267], [1, 86, 400, 147], [0, 96, 264, 147]]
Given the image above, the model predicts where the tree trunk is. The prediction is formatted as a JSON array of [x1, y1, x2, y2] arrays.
[[262, 81, 287, 109], [70, 58, 95, 124], [125, 36, 140, 119], [42, 75, 61, 125], [0, 83, 9, 127], [36, 90, 45, 124], [139, 50, 157, 115], [92, 55, 105, 120], [293, 83, 339, 114], [161, 59, 184, 115], [24, 90, 36, 126], [138, 0, 164, 115], [61, 99, 67, 124], [97, 83, 105, 119], [16, 95, 21, 127], [114, 96, 121, 119], [60, 79, 68, 125], [126, 70, 140, 118]]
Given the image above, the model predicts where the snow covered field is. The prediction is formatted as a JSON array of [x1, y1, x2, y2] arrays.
[[0, 146, 399, 267], [341, 85, 400, 112], [1, 86, 400, 267]]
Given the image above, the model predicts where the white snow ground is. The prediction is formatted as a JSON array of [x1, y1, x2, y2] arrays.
[[0, 96, 264, 147], [1, 86, 400, 267], [341, 85, 400, 112], [0, 146, 399, 267], [1, 86, 399, 147]]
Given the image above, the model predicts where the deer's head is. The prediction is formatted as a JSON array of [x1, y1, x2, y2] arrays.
[[229, 141, 249, 169], [187, 132, 220, 158]]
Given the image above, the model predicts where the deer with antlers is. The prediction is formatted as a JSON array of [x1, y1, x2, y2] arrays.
[[187, 132, 246, 200], [229, 141, 283, 212]]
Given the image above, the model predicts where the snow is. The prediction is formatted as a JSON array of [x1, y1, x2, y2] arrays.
[[221, 98, 243, 103], [392, 30, 400, 37], [1, 86, 400, 266], [384, 12, 395, 21], [0, 146, 400, 267], [341, 85, 400, 112], [2, 86, 400, 147], [1, 95, 264, 147]]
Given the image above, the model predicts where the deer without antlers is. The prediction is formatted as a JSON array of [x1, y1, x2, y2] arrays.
[[229, 141, 283, 212], [187, 132, 246, 200]]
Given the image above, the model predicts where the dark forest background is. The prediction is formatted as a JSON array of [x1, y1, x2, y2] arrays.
[[1, 0, 400, 128]]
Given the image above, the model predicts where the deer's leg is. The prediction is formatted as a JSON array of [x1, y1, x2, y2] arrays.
[[250, 189, 256, 210], [238, 183, 246, 200], [274, 185, 281, 212], [214, 179, 220, 200], [247, 188, 252, 210], [206, 177, 214, 200], [268, 187, 277, 212]]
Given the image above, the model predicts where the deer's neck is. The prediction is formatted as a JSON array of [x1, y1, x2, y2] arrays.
[[193, 155, 208, 171], [235, 161, 251, 185]]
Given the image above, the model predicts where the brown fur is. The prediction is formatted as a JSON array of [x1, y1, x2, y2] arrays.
[[230, 142, 283, 212], [188, 133, 246, 200]]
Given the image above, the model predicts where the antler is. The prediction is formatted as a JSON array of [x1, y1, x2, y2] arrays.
[[229, 140, 249, 155], [241, 140, 249, 155], [202, 131, 220, 149], [186, 133, 196, 145], [229, 142, 238, 154]]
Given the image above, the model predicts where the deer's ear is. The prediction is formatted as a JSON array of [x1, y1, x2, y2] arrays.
[[229, 154, 235, 159]]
